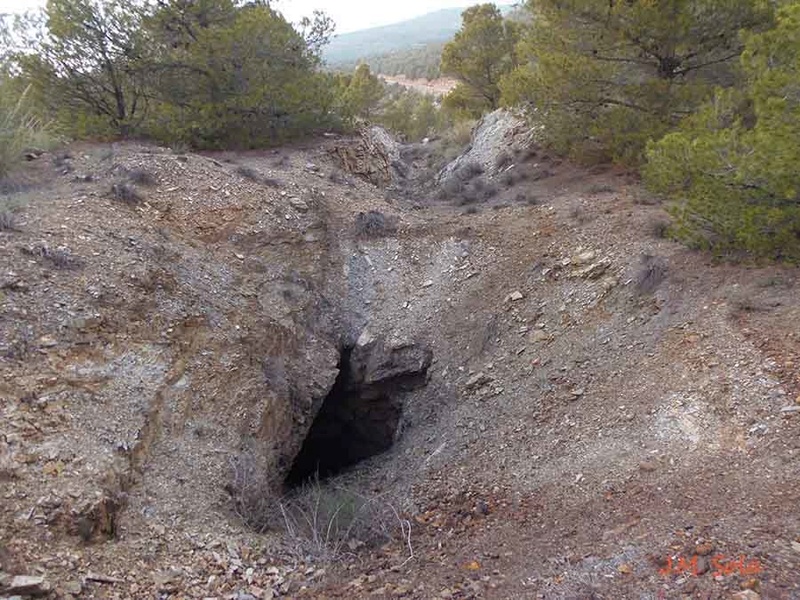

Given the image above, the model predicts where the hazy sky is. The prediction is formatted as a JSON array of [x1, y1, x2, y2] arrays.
[[0, 0, 474, 34]]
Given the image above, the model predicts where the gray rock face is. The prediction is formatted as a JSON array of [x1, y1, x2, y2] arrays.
[[350, 337, 433, 386], [438, 109, 532, 183], [285, 336, 432, 484], [4, 575, 49, 596], [329, 126, 401, 187]]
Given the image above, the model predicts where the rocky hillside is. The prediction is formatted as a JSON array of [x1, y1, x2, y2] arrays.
[[1, 122, 799, 599]]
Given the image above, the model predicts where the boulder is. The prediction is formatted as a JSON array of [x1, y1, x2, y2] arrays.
[[438, 109, 533, 184], [4, 575, 49, 596], [349, 337, 432, 387], [329, 126, 401, 187]]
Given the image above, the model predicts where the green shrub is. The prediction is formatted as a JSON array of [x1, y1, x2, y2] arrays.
[[0, 83, 53, 177], [229, 450, 410, 562], [644, 4, 800, 261], [501, 0, 773, 166]]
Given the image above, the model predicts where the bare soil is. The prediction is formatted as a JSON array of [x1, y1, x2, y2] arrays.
[[1, 137, 799, 600], [379, 75, 458, 97]]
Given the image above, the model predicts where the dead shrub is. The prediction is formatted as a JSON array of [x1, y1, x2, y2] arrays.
[[235, 165, 261, 182], [262, 177, 282, 188], [455, 161, 483, 182], [272, 155, 290, 169], [0, 211, 17, 231], [494, 150, 513, 171], [471, 177, 498, 201], [169, 142, 190, 155], [649, 216, 671, 239], [633, 254, 667, 295], [632, 189, 660, 205], [126, 168, 157, 187], [228, 452, 412, 563], [439, 119, 475, 160], [758, 275, 788, 288], [278, 477, 412, 562], [400, 144, 425, 162], [2, 327, 34, 360], [499, 170, 516, 188], [328, 170, 348, 185], [52, 152, 72, 169], [588, 183, 616, 194], [355, 210, 397, 238], [22, 244, 83, 269], [514, 192, 538, 205], [730, 293, 758, 313], [516, 146, 539, 162], [569, 203, 590, 223], [229, 450, 279, 534], [530, 168, 554, 181], [110, 182, 142, 205], [438, 176, 465, 200], [458, 187, 479, 205]]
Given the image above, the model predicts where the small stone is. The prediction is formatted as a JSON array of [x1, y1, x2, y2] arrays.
[[791, 541, 800, 553], [37, 336, 57, 348], [356, 328, 375, 348], [780, 406, 800, 415], [617, 564, 632, 575], [741, 579, 761, 592], [507, 290, 524, 302], [694, 541, 714, 556], [153, 569, 182, 589], [694, 556, 710, 575], [422, 280, 434, 288], [289, 198, 308, 212], [639, 461, 657, 472], [571, 388, 584, 397], [572, 250, 597, 265], [64, 581, 82, 595], [529, 330, 549, 343], [731, 591, 760, 600], [465, 373, 494, 390], [7, 575, 48, 595], [572, 259, 612, 280]]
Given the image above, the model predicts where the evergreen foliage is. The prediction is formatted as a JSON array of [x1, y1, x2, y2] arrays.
[[645, 3, 800, 260]]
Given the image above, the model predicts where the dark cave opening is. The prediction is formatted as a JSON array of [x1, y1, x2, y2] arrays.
[[285, 347, 403, 487]]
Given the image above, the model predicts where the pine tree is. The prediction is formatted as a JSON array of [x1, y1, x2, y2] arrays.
[[441, 4, 519, 115], [502, 0, 773, 164], [644, 3, 800, 260]]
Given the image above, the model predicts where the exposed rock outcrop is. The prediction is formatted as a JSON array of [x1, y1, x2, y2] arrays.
[[329, 126, 401, 186], [438, 109, 534, 183], [286, 335, 432, 484]]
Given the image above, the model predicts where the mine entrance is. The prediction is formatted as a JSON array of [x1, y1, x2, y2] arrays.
[[285, 347, 404, 486]]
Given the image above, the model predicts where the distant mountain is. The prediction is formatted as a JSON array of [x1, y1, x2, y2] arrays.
[[334, 42, 447, 80], [324, 5, 514, 67]]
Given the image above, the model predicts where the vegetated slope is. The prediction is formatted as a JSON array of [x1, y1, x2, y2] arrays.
[[335, 42, 447, 81], [1, 128, 799, 600], [324, 9, 464, 66], [324, 5, 514, 68]]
